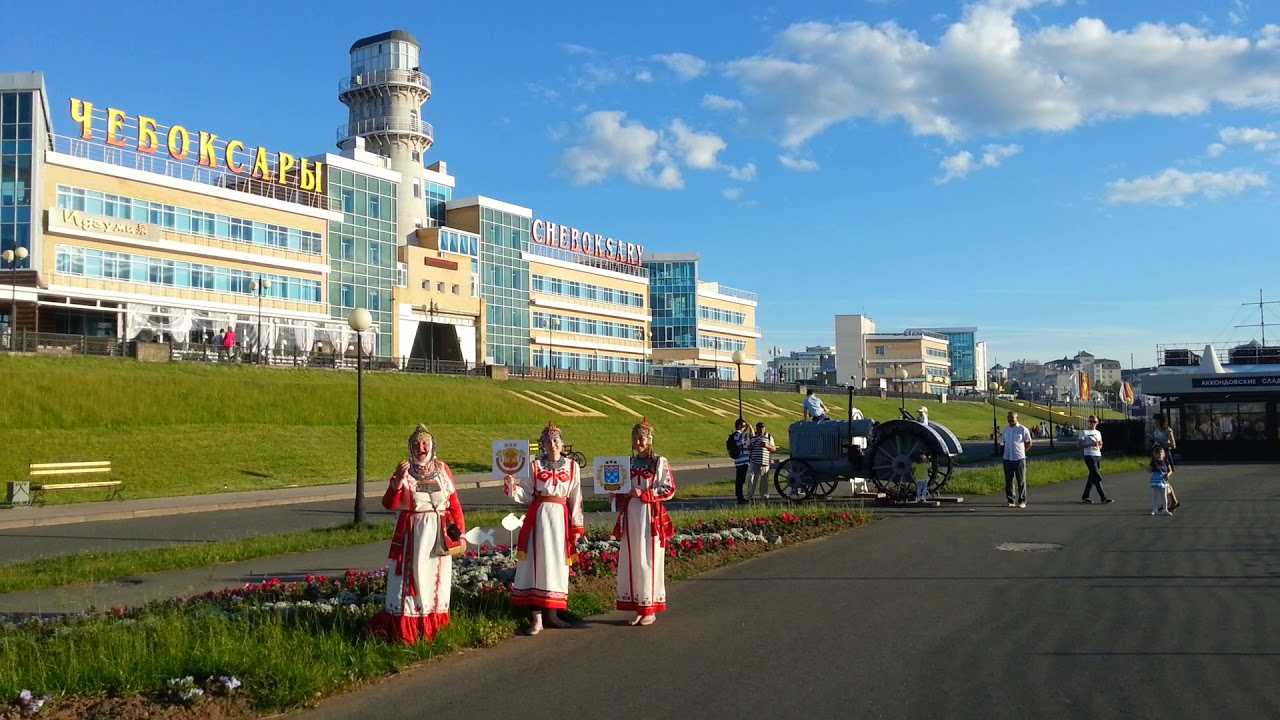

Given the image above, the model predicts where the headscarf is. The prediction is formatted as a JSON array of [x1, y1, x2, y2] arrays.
[[539, 421, 562, 461], [632, 417, 655, 458], [407, 424, 435, 478]]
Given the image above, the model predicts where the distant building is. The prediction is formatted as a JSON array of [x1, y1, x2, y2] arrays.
[[975, 341, 990, 392], [865, 330, 951, 396], [766, 345, 835, 384], [645, 253, 760, 381], [834, 314, 877, 387], [908, 326, 978, 387]]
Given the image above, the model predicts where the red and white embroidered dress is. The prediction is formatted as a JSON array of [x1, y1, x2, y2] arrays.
[[368, 462, 465, 645], [510, 456, 585, 610], [614, 455, 676, 616]]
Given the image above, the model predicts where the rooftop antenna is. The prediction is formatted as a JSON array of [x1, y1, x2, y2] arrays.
[[1235, 288, 1280, 347]]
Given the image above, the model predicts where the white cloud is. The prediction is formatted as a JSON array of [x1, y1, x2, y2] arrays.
[[726, 162, 758, 181], [1219, 126, 1278, 150], [937, 151, 976, 183], [937, 144, 1021, 183], [1229, 0, 1248, 27], [1105, 167, 1267, 206], [722, 187, 744, 200], [560, 43, 596, 56], [573, 63, 617, 91], [652, 52, 709, 80], [778, 154, 820, 172], [726, 2, 1280, 148], [668, 119, 727, 170], [1207, 142, 1227, 158], [634, 69, 654, 83], [526, 83, 560, 102], [561, 111, 684, 189], [702, 94, 745, 111]]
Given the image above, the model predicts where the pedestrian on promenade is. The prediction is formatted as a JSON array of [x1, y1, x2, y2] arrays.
[[1079, 415, 1112, 504], [615, 418, 675, 626], [215, 329, 226, 361], [368, 424, 467, 645], [1000, 412, 1033, 508], [504, 422, 585, 635], [1149, 447, 1174, 517], [728, 418, 752, 504], [804, 390, 829, 422], [747, 422, 776, 500], [222, 327, 236, 361], [1149, 414, 1181, 511]]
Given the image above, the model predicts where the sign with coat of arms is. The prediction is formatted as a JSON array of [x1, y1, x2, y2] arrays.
[[492, 440, 529, 480], [592, 456, 632, 496]]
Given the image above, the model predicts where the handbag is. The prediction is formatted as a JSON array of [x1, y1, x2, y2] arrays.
[[445, 522, 465, 557]]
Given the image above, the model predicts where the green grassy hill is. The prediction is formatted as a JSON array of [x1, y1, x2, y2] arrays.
[[995, 397, 1123, 428], [2, 355, 1002, 503]]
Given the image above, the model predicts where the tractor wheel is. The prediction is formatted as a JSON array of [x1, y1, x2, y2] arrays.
[[773, 459, 816, 502], [868, 424, 949, 502]]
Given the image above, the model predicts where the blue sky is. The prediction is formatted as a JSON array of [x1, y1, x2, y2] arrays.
[[5, 0, 1280, 369]]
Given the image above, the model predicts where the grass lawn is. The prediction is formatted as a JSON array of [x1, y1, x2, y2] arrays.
[[1, 355, 1006, 504], [995, 397, 1124, 428], [0, 506, 868, 715]]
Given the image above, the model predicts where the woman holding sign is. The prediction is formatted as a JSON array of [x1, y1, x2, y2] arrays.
[[368, 424, 467, 645], [616, 417, 676, 626], [504, 422, 585, 635]]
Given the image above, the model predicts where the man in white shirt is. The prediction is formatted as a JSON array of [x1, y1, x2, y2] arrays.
[[803, 390, 829, 422], [1078, 415, 1112, 504], [999, 412, 1033, 508]]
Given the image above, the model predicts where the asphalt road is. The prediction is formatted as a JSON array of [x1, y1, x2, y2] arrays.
[[298, 463, 1280, 720], [0, 466, 736, 564]]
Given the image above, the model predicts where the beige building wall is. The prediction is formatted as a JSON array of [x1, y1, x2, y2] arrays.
[[865, 336, 952, 394], [527, 257, 649, 370], [695, 287, 759, 379]]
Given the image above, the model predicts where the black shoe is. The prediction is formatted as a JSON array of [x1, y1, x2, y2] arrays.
[[1102, 498, 1114, 504], [1081, 498, 1093, 504]]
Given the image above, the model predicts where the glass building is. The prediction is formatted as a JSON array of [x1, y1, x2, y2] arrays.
[[909, 326, 977, 387], [647, 255, 698, 350], [0, 88, 33, 332], [327, 163, 398, 355]]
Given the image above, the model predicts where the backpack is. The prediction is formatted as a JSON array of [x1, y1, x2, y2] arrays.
[[725, 432, 740, 459]]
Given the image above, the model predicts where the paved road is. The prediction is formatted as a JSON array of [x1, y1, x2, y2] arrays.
[[0, 467, 735, 564], [298, 463, 1280, 720]]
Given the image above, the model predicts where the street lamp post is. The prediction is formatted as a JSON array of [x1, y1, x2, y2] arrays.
[[990, 375, 1000, 458], [427, 299, 437, 373], [250, 278, 271, 365], [2, 246, 29, 349], [732, 349, 746, 421], [547, 316, 560, 380], [1048, 395, 1055, 449], [895, 363, 908, 413], [348, 308, 372, 525]]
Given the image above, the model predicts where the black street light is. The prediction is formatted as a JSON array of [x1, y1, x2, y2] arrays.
[[251, 278, 271, 364], [547, 315, 560, 380], [1048, 395, 1055, 449], [3, 246, 29, 348], [895, 363, 908, 413], [427, 299, 438, 373], [348, 308, 372, 525], [732, 349, 746, 420], [990, 376, 1000, 458]]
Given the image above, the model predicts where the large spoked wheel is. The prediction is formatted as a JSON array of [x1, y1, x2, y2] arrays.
[[868, 425, 951, 502], [812, 476, 841, 498], [569, 451, 587, 469], [774, 458, 816, 502]]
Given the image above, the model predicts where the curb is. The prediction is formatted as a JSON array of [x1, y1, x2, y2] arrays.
[[0, 459, 736, 531]]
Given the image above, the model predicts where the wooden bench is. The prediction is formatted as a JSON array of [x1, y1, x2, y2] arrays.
[[28, 461, 122, 503]]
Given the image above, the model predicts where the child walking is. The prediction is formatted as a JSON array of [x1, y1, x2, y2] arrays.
[[1150, 448, 1174, 517]]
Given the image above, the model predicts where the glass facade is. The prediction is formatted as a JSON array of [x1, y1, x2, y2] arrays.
[[533, 350, 643, 374], [479, 205, 530, 366], [698, 305, 746, 326], [55, 245, 321, 302], [328, 167, 397, 354], [1, 91, 33, 269], [647, 260, 697, 349], [532, 311, 643, 340], [698, 335, 746, 353], [426, 182, 451, 227], [941, 330, 975, 385], [531, 273, 645, 308], [56, 186, 322, 254]]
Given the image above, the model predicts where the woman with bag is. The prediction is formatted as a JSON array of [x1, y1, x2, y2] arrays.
[[368, 424, 467, 645], [505, 422, 585, 635]]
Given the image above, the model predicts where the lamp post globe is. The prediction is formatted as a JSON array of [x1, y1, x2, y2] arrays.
[[348, 307, 373, 524], [896, 364, 908, 412], [250, 278, 272, 364], [4, 247, 28, 344], [731, 350, 746, 420]]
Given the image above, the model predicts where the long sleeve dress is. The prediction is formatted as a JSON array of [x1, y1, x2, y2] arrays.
[[510, 456, 585, 610], [614, 454, 676, 616], [368, 462, 466, 645]]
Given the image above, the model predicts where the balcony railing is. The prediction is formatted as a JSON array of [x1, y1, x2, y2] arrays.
[[1157, 342, 1280, 367], [338, 68, 432, 95], [337, 117, 435, 144], [698, 282, 758, 303]]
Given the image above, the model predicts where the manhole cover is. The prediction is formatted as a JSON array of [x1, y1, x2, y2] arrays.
[[996, 542, 1063, 552]]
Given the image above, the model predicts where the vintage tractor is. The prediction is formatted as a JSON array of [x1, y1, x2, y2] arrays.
[[773, 389, 964, 502]]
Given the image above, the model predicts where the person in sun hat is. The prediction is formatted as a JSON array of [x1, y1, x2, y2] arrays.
[[368, 424, 467, 645]]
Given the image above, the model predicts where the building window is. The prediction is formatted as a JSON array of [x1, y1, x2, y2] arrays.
[[421, 280, 429, 290], [451, 284, 459, 295], [875, 345, 886, 356], [413, 181, 421, 199], [436, 281, 445, 293]]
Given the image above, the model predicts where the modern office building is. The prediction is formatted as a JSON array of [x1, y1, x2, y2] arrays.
[[0, 29, 758, 372], [645, 253, 759, 380], [865, 331, 952, 396], [906, 325, 977, 388]]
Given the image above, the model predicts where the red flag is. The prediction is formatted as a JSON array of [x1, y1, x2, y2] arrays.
[[1121, 381, 1135, 405], [1077, 371, 1091, 400]]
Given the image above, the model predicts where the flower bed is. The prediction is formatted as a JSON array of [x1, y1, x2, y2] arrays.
[[0, 508, 867, 718]]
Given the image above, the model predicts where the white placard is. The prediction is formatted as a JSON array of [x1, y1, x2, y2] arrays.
[[492, 440, 529, 480], [592, 456, 632, 496]]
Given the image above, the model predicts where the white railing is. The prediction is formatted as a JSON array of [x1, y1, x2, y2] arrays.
[[339, 69, 431, 94], [337, 117, 434, 143]]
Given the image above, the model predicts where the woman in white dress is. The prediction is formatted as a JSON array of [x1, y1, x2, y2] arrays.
[[368, 425, 467, 645], [504, 422, 585, 635], [614, 418, 676, 626]]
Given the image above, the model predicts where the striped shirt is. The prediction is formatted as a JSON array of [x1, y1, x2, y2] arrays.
[[749, 433, 774, 467]]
